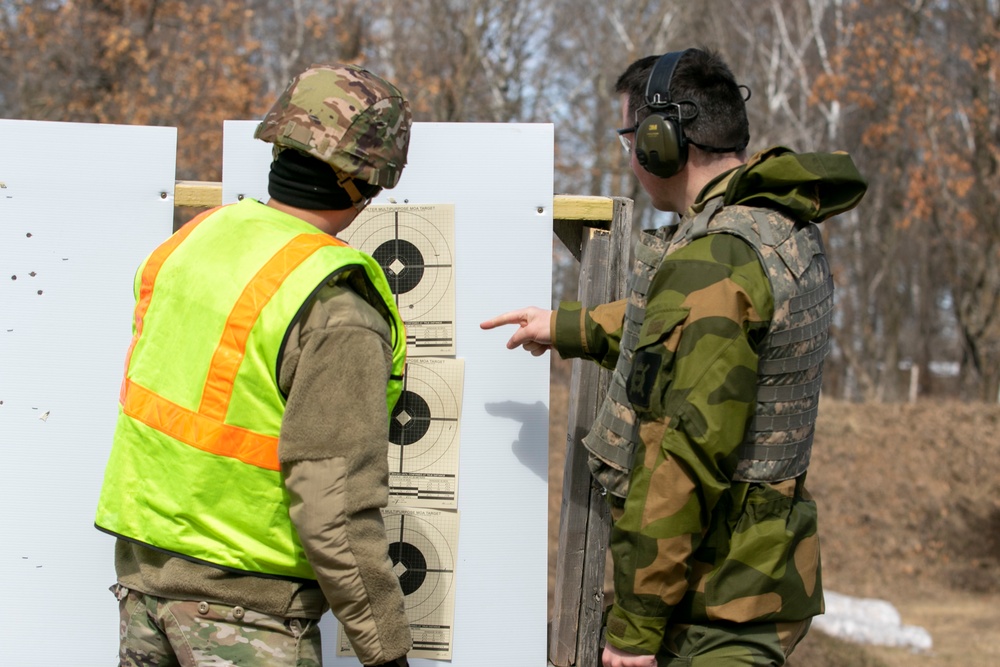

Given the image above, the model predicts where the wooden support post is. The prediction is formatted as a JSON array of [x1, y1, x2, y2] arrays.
[[549, 198, 632, 667]]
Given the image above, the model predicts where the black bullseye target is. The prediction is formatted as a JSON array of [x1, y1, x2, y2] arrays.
[[390, 540, 428, 595], [338, 205, 454, 339], [373, 238, 425, 295], [390, 390, 432, 446], [385, 513, 455, 620]]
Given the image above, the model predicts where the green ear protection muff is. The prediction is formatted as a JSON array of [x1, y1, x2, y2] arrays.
[[634, 49, 691, 179]]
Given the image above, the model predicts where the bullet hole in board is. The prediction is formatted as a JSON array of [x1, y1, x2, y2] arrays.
[[29, 272, 36, 277], [10, 275, 15, 280], [37, 290, 43, 295], [26, 232, 32, 238]]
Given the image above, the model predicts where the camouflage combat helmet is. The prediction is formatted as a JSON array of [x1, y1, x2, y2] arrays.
[[254, 64, 412, 189]]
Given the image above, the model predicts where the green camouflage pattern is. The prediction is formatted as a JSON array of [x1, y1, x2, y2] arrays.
[[607, 233, 824, 654], [666, 199, 834, 483], [720, 145, 867, 222], [582, 226, 674, 500], [651, 618, 811, 665], [255, 64, 412, 188], [558, 232, 820, 655], [116, 586, 321, 666], [553, 147, 866, 656], [571, 147, 865, 497]]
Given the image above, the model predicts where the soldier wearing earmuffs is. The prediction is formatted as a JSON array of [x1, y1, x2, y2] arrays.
[[482, 47, 868, 667]]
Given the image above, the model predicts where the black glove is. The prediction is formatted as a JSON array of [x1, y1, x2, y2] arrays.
[[364, 658, 408, 667]]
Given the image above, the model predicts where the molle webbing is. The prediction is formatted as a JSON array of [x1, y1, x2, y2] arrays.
[[715, 206, 832, 483], [666, 200, 833, 483], [581, 227, 673, 497]]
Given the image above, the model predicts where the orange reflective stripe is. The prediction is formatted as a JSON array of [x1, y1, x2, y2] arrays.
[[121, 378, 281, 470], [199, 233, 347, 420], [120, 219, 350, 471], [119, 207, 221, 403]]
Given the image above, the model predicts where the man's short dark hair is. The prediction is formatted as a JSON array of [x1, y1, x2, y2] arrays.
[[615, 48, 749, 153]]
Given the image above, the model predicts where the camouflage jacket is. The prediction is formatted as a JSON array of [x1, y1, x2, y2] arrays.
[[552, 147, 866, 655]]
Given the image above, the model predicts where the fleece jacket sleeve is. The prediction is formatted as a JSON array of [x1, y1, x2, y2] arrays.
[[278, 281, 411, 665]]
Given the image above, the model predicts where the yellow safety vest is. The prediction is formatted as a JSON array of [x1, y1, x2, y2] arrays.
[[95, 199, 405, 580]]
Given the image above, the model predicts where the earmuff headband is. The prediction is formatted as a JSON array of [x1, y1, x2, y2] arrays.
[[633, 50, 692, 179], [645, 50, 690, 109]]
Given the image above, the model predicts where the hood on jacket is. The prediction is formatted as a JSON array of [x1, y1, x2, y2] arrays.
[[722, 145, 867, 223]]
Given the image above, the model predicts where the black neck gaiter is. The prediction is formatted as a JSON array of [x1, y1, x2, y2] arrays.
[[267, 149, 355, 210]]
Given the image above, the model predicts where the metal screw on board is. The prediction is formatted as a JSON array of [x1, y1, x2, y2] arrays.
[[160, 192, 168, 199]]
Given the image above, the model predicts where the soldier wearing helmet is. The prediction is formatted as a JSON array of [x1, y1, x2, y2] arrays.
[[96, 64, 413, 667]]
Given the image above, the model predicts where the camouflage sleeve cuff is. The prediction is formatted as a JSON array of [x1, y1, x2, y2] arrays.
[[604, 603, 669, 655], [552, 301, 588, 359]]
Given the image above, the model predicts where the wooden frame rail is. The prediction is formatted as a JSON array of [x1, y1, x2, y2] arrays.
[[174, 180, 614, 223]]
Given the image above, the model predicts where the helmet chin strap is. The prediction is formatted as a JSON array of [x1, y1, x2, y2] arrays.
[[336, 169, 370, 211]]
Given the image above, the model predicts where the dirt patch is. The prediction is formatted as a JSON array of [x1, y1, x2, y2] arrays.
[[809, 400, 1000, 599], [547, 363, 1000, 664]]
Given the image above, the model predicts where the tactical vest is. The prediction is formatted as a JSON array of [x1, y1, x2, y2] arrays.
[[583, 196, 832, 497], [581, 225, 674, 497], [95, 200, 406, 580]]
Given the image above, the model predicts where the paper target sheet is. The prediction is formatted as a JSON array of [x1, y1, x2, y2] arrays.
[[389, 358, 464, 509], [340, 203, 456, 356], [337, 507, 459, 661]]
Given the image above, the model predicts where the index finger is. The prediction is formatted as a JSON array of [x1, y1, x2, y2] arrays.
[[479, 310, 526, 330]]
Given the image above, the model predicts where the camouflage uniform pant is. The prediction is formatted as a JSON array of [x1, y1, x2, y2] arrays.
[[655, 619, 811, 666], [114, 584, 322, 666]]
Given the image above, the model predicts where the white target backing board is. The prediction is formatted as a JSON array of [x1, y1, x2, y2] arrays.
[[0, 120, 177, 666], [341, 203, 456, 356], [337, 507, 459, 660], [389, 357, 464, 509], [223, 121, 552, 667], [0, 119, 550, 667]]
